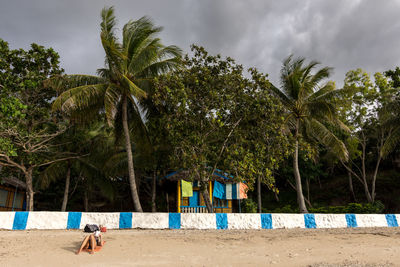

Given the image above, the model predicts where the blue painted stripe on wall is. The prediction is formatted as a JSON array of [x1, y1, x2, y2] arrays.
[[385, 214, 398, 227], [216, 213, 228, 229], [261, 214, 273, 229], [119, 212, 132, 229], [12, 212, 29, 230], [345, 214, 357, 228], [169, 213, 181, 229], [67, 212, 82, 229], [304, 214, 316, 228]]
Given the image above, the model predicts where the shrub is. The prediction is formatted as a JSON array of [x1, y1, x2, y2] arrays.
[[241, 199, 257, 213]]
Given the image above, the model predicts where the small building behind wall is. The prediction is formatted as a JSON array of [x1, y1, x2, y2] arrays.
[[164, 169, 248, 213], [0, 177, 26, 211]]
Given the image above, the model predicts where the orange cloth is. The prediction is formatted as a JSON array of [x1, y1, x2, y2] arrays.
[[239, 182, 248, 199]]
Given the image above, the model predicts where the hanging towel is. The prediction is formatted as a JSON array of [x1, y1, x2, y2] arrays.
[[181, 180, 193, 197], [213, 181, 225, 199], [224, 183, 239, 199], [239, 182, 248, 199]]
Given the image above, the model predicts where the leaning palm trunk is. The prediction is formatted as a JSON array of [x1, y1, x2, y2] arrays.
[[122, 95, 143, 212], [61, 165, 71, 211], [294, 120, 308, 213]]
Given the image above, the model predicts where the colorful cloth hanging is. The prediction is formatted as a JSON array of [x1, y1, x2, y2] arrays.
[[181, 180, 193, 197], [213, 180, 225, 199], [213, 181, 248, 200]]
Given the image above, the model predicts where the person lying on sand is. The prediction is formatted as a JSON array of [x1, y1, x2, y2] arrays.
[[76, 230, 104, 254]]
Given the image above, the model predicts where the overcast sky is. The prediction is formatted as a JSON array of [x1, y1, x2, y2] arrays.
[[1, 0, 400, 87]]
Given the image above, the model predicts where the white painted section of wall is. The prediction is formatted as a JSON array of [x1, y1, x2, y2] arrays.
[[0, 212, 15, 229], [181, 213, 216, 229], [26, 212, 68, 229], [132, 213, 169, 229], [227, 214, 261, 229], [272, 213, 305, 229], [314, 214, 348, 228], [395, 214, 400, 225], [80, 212, 120, 229], [356, 214, 387, 227]]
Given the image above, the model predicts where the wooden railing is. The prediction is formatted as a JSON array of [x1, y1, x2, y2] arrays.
[[181, 206, 208, 213]]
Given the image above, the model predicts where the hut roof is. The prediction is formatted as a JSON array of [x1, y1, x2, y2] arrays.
[[1, 177, 27, 190], [162, 169, 238, 184]]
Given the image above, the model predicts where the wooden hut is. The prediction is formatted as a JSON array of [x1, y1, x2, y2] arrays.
[[0, 177, 26, 211], [164, 169, 248, 213]]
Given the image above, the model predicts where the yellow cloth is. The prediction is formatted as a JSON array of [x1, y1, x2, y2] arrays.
[[181, 180, 193, 197]]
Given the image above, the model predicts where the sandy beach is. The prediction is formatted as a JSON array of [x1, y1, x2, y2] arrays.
[[0, 228, 399, 266]]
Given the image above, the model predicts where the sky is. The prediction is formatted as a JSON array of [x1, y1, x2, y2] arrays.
[[1, 0, 400, 87]]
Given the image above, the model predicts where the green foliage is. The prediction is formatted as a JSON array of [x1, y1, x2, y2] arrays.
[[309, 201, 385, 214], [241, 199, 257, 213], [153, 45, 291, 190], [266, 201, 385, 214]]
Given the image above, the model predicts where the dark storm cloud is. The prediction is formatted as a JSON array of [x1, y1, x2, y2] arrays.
[[1, 0, 400, 86]]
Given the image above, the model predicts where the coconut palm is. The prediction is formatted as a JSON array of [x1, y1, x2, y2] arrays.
[[270, 56, 349, 213], [51, 7, 182, 211]]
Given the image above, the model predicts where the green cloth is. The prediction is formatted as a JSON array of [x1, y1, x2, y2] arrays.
[[181, 180, 193, 197]]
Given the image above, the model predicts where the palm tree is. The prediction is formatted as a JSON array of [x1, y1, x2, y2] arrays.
[[270, 56, 349, 213], [52, 7, 182, 211]]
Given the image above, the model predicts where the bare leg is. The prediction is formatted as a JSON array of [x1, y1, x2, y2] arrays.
[[76, 236, 90, 255], [89, 235, 96, 254]]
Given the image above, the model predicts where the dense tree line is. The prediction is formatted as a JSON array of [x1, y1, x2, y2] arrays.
[[1, 7, 400, 213]]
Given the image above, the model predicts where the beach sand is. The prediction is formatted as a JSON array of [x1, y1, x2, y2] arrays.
[[0, 227, 399, 266]]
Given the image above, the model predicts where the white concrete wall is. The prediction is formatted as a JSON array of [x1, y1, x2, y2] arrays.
[[227, 214, 261, 229], [314, 214, 348, 228], [2, 212, 400, 230], [181, 213, 216, 229], [356, 214, 387, 228], [26, 212, 68, 229], [272, 214, 305, 229], [0, 212, 15, 230], [132, 213, 169, 229]]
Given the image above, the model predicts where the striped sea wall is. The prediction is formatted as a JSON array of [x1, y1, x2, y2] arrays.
[[0, 212, 398, 230]]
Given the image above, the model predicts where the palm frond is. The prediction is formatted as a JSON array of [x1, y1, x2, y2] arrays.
[[381, 126, 400, 158], [104, 84, 121, 126], [122, 74, 147, 99], [40, 161, 67, 189], [52, 84, 107, 114], [305, 118, 349, 161], [123, 16, 163, 61], [45, 75, 105, 92], [100, 6, 117, 42]]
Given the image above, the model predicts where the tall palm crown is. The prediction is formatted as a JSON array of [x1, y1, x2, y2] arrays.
[[270, 56, 349, 213], [52, 7, 182, 211], [53, 7, 181, 124], [272, 56, 349, 159]]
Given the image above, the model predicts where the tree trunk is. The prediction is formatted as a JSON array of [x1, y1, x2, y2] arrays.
[[166, 192, 169, 213], [61, 164, 71, 211], [371, 155, 382, 203], [25, 167, 34, 211], [293, 119, 308, 213], [348, 170, 356, 202], [151, 171, 157, 212], [360, 135, 373, 203], [257, 176, 262, 213], [83, 189, 89, 212], [201, 180, 213, 213], [122, 95, 143, 212]]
